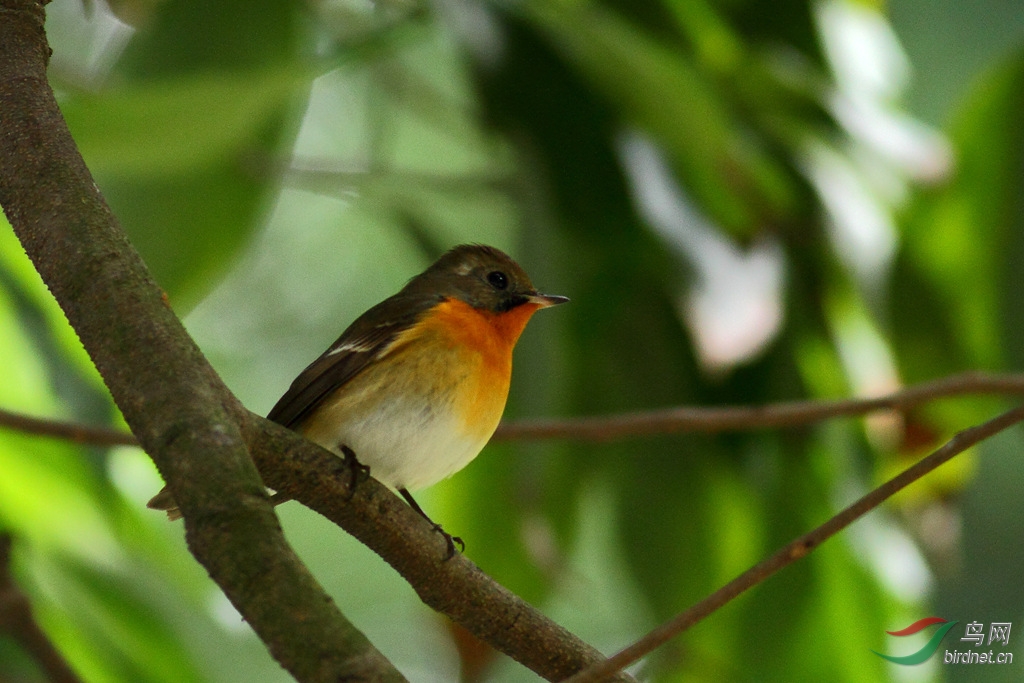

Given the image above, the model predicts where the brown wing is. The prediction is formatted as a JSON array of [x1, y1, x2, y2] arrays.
[[266, 292, 442, 429]]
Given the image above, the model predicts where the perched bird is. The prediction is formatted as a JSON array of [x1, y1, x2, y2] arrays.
[[150, 244, 567, 553]]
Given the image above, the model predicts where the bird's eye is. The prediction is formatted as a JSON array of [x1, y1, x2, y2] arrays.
[[487, 270, 509, 290]]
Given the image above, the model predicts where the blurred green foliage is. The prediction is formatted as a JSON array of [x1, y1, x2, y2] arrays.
[[2, 0, 1024, 681]]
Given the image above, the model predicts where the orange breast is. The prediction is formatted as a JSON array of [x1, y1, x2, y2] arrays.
[[394, 298, 542, 440]]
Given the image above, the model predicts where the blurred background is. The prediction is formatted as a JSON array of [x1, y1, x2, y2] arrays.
[[2, 0, 1024, 680]]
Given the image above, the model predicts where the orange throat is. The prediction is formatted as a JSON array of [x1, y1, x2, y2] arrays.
[[414, 298, 541, 437], [427, 298, 541, 360]]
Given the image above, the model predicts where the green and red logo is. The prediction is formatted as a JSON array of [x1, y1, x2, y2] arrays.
[[873, 617, 959, 665]]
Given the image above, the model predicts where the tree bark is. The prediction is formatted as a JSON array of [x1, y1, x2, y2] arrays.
[[0, 1, 635, 681], [0, 2, 403, 681]]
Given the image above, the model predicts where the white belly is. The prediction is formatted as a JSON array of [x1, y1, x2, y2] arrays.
[[322, 393, 489, 491], [297, 319, 510, 491]]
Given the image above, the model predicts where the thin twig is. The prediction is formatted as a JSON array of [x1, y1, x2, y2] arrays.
[[562, 404, 1024, 683], [5, 371, 1022, 448], [0, 534, 83, 683], [495, 371, 1024, 442], [0, 408, 138, 446]]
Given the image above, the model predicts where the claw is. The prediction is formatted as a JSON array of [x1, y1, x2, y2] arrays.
[[399, 488, 465, 558], [339, 444, 370, 499]]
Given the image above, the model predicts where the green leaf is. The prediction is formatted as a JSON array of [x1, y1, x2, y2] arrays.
[[28, 551, 205, 683], [901, 51, 1024, 371], [60, 66, 306, 307], [61, 68, 303, 179], [54, 0, 310, 308], [522, 0, 798, 233], [117, 0, 299, 76], [0, 220, 108, 398]]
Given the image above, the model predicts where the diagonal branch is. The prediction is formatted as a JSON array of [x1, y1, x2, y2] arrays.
[[0, 403, 634, 681], [0, 3, 633, 681], [7, 2, 1009, 681], [0, 3, 402, 680], [243, 416, 635, 682], [0, 534, 83, 683], [562, 403, 1024, 683]]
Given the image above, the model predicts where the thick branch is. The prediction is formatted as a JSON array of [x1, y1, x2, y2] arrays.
[[563, 404, 1024, 683], [0, 4, 632, 681], [0, 412, 637, 679], [243, 416, 636, 683], [494, 371, 1024, 442], [0, 3, 401, 681]]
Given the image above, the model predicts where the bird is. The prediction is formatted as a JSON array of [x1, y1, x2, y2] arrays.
[[149, 244, 567, 554]]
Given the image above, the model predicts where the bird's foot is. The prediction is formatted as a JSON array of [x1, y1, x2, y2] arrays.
[[399, 487, 464, 560], [339, 444, 370, 499]]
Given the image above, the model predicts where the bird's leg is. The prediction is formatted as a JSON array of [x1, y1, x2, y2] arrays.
[[339, 444, 370, 499], [398, 488, 464, 559], [268, 444, 368, 507]]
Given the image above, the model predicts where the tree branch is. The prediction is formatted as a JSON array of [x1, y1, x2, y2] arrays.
[[0, 407, 138, 446], [0, 3, 402, 680], [242, 415, 635, 682], [0, 407, 636, 680], [563, 403, 1024, 683], [0, 4, 634, 681], [0, 534, 83, 683], [6, 371, 1024, 448], [7, 1, 1007, 681], [494, 371, 1024, 442]]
